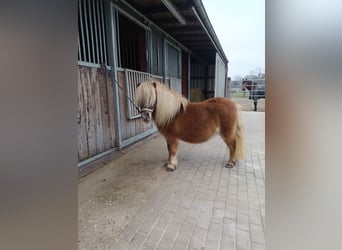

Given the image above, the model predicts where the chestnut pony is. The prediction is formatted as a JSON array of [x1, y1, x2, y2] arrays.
[[135, 81, 245, 171]]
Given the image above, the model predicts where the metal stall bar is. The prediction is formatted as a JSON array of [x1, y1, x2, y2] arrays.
[[96, 0, 103, 63], [92, 0, 99, 64], [79, 0, 86, 61], [82, 0, 91, 62], [87, 0, 95, 62], [100, 0, 107, 63]]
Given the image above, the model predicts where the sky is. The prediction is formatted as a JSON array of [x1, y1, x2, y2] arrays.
[[202, 0, 265, 79]]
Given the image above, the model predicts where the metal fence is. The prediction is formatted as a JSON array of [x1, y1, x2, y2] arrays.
[[125, 69, 152, 119], [230, 82, 266, 112]]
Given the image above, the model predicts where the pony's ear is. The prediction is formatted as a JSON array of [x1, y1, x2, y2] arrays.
[[152, 81, 157, 88], [137, 82, 141, 87]]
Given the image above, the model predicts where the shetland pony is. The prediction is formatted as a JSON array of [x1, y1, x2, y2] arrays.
[[135, 81, 245, 171]]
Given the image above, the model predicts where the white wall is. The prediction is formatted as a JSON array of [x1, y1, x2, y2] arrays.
[[214, 53, 227, 97]]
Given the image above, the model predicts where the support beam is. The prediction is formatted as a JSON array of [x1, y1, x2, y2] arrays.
[[161, 0, 186, 25]]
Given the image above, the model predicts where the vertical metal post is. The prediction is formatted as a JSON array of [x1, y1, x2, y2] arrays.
[[92, 0, 99, 64], [96, 0, 103, 63], [79, 0, 86, 61], [83, 0, 91, 62], [101, 0, 107, 64], [187, 53, 191, 100], [104, 3, 122, 146], [78, 36, 81, 61], [178, 48, 181, 79], [115, 12, 121, 68], [205, 64, 208, 99], [163, 37, 167, 84], [150, 30, 154, 74], [87, 0, 95, 62], [147, 29, 152, 73], [127, 70, 132, 118]]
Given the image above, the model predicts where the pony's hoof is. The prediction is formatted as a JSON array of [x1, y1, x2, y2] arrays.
[[225, 162, 234, 168], [166, 164, 176, 172]]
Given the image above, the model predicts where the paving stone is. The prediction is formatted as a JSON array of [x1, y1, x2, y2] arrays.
[[142, 225, 165, 249], [250, 224, 265, 244], [79, 112, 265, 250], [155, 212, 173, 229], [205, 221, 222, 249], [188, 226, 207, 250], [156, 228, 178, 249], [236, 228, 251, 250], [127, 232, 146, 249], [237, 213, 250, 231], [220, 218, 236, 250], [251, 242, 265, 250], [137, 211, 161, 235]]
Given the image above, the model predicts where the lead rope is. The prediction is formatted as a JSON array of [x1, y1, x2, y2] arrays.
[[101, 64, 141, 114], [100, 64, 141, 154]]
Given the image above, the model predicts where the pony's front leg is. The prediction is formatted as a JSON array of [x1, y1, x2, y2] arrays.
[[166, 138, 179, 172]]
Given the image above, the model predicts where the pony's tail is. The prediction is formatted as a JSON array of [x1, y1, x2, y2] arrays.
[[234, 105, 245, 160]]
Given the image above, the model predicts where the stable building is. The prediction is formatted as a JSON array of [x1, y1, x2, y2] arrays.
[[78, 0, 229, 167]]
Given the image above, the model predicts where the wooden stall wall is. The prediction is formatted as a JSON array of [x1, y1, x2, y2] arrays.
[[117, 71, 154, 141], [78, 65, 117, 161]]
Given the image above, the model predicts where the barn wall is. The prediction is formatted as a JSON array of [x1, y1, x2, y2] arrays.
[[214, 53, 227, 97], [77, 65, 117, 161]]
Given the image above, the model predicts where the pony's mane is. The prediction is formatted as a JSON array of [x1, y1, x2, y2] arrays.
[[135, 81, 188, 127]]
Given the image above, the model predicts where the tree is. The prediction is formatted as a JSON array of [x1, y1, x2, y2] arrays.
[[256, 67, 265, 78], [246, 67, 265, 79], [232, 74, 242, 81]]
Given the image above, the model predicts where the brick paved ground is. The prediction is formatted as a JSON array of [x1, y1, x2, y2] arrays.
[[79, 111, 265, 250]]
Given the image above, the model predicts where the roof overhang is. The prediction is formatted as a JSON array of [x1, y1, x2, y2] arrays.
[[118, 0, 228, 65]]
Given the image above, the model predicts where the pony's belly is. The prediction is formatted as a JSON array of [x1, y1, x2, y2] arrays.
[[177, 126, 219, 144]]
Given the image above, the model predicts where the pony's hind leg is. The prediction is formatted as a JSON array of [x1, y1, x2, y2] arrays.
[[220, 135, 236, 168], [166, 138, 179, 172], [226, 139, 236, 168]]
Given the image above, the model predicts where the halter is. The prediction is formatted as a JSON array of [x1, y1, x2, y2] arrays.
[[140, 107, 154, 121], [140, 107, 154, 113]]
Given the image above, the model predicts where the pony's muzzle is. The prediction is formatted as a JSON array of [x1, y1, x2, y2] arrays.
[[140, 108, 153, 122]]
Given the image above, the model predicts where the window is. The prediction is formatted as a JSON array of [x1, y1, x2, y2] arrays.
[[151, 29, 164, 76], [78, 0, 107, 65], [117, 13, 148, 72], [166, 42, 182, 94], [166, 43, 181, 78]]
